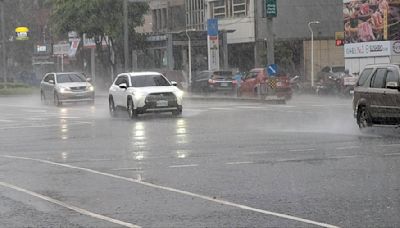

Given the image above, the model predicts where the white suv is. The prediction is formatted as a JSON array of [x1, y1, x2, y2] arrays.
[[108, 72, 184, 118]]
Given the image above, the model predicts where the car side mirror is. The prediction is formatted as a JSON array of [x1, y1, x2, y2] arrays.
[[48, 79, 54, 84], [119, 83, 128, 89], [86, 78, 92, 82], [386, 81, 400, 90], [171, 81, 178, 86]]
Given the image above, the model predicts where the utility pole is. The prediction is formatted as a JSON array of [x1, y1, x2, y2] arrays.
[[1, 0, 6, 87], [265, 0, 277, 66], [266, 17, 274, 65], [123, 0, 129, 72]]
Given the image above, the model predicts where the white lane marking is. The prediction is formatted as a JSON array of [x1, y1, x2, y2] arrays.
[[226, 161, 254, 165], [335, 146, 361, 150], [112, 167, 143, 171], [330, 155, 359, 159], [0, 122, 92, 130], [209, 107, 234, 111], [0, 181, 140, 228], [0, 119, 15, 123], [168, 164, 199, 168], [288, 148, 316, 152], [379, 144, 400, 147], [0, 155, 339, 228], [384, 153, 400, 157]]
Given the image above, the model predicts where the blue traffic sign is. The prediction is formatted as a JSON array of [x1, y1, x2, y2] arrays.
[[267, 64, 278, 76], [207, 18, 218, 37]]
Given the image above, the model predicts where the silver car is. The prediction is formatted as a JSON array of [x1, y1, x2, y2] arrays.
[[40, 72, 95, 106]]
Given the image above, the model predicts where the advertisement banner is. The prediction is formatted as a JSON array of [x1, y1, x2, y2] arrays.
[[344, 0, 400, 44], [344, 41, 391, 57]]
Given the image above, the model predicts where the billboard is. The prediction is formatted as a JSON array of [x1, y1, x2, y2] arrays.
[[344, 0, 400, 44]]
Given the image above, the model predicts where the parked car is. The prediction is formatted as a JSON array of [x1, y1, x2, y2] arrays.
[[239, 68, 292, 100], [108, 72, 183, 118], [353, 64, 400, 129], [191, 70, 236, 94], [40, 72, 95, 106]]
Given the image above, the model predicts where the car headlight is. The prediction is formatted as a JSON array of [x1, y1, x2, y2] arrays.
[[59, 87, 70, 93], [134, 92, 145, 100], [176, 90, 184, 98], [88, 85, 94, 92]]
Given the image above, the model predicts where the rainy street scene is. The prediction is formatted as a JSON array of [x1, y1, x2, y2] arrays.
[[1, 0, 400, 228]]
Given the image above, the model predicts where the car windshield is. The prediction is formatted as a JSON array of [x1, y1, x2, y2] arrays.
[[56, 73, 86, 83], [212, 71, 233, 79], [332, 66, 345, 73], [130, 75, 171, 87]]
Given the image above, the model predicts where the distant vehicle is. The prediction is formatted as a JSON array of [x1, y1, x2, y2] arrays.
[[239, 68, 292, 100], [40, 72, 95, 106], [353, 64, 400, 129], [108, 72, 183, 118], [191, 70, 236, 94], [317, 65, 346, 81]]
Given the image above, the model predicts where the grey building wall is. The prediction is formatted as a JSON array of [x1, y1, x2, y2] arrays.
[[257, 0, 343, 41]]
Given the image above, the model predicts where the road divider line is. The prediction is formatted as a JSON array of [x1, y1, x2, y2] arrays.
[[288, 148, 316, 152], [379, 144, 400, 147], [0, 155, 339, 228], [169, 164, 199, 168], [384, 153, 400, 157], [335, 146, 361, 150], [0, 122, 92, 130], [226, 161, 254, 165], [0, 181, 140, 228]]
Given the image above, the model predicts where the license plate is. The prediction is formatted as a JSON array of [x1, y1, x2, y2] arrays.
[[156, 100, 168, 107], [220, 82, 228, 87]]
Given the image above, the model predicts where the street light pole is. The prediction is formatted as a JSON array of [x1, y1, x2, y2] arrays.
[[1, 0, 6, 87], [185, 29, 195, 89], [123, 0, 129, 72], [308, 21, 319, 88]]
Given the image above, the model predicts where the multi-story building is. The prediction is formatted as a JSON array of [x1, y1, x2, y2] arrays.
[[202, 0, 344, 77], [136, 0, 344, 81]]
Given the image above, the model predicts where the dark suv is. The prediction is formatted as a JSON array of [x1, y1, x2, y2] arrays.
[[191, 70, 236, 93], [353, 64, 400, 129]]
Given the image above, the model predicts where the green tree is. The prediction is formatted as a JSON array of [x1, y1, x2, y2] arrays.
[[48, 0, 148, 76]]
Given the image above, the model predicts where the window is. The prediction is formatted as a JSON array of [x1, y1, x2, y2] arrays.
[[371, 68, 386, 88], [357, 68, 373, 87], [56, 73, 86, 83], [232, 0, 247, 17], [44, 74, 53, 82], [211, 0, 248, 18], [115, 76, 128, 86], [130, 75, 171, 87], [385, 70, 400, 85]]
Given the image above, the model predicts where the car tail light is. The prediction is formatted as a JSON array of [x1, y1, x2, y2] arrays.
[[232, 80, 237, 87]]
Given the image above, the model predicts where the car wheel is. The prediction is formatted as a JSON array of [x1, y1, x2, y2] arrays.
[[172, 107, 182, 117], [109, 97, 116, 117], [127, 99, 137, 119], [357, 106, 372, 129], [54, 93, 62, 106]]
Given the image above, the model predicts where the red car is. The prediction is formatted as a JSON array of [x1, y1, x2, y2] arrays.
[[239, 68, 292, 100]]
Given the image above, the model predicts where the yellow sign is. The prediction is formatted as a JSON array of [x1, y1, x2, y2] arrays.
[[335, 32, 344, 40], [15, 27, 29, 40]]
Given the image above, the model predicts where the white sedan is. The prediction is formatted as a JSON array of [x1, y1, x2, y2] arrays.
[[108, 72, 184, 118]]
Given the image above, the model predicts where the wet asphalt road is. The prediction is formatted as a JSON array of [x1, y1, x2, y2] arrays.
[[0, 93, 399, 228]]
